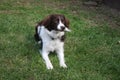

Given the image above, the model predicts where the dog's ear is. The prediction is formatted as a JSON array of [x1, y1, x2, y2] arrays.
[[64, 17, 71, 32], [41, 15, 52, 31], [64, 17, 70, 28]]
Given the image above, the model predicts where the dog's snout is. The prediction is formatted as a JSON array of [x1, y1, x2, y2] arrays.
[[61, 26, 65, 30]]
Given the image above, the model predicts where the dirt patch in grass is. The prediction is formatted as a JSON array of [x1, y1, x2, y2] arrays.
[[67, 0, 120, 29]]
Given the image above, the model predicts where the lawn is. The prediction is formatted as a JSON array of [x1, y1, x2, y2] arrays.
[[0, 0, 120, 80]]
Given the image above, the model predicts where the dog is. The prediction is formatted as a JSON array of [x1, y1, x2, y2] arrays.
[[34, 14, 70, 69]]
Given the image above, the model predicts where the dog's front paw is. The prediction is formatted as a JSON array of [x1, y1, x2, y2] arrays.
[[46, 63, 53, 70], [60, 63, 67, 68]]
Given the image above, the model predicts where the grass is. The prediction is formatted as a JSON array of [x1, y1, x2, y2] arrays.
[[0, 0, 120, 80]]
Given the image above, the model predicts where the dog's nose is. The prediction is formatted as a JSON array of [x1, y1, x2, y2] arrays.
[[61, 26, 65, 30]]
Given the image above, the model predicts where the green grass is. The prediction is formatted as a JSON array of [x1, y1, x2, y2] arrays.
[[0, 0, 120, 80]]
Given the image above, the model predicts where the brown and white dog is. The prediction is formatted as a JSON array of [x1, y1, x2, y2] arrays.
[[34, 14, 70, 69]]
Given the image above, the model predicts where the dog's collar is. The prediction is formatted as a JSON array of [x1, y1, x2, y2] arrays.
[[49, 36, 59, 40], [47, 30, 63, 40]]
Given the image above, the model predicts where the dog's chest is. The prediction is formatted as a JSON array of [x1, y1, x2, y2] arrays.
[[44, 39, 64, 52]]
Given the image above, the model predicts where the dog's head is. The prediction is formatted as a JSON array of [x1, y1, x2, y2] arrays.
[[40, 14, 70, 32]]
